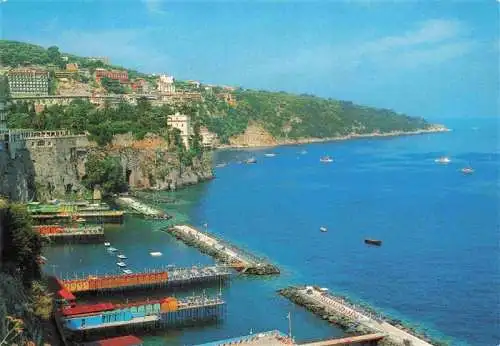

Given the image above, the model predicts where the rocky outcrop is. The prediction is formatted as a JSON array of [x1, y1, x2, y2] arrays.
[[0, 133, 213, 202], [227, 123, 278, 147]]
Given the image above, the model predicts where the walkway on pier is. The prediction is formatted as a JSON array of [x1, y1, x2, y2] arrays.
[[115, 196, 168, 218], [300, 333, 385, 345], [299, 287, 432, 346]]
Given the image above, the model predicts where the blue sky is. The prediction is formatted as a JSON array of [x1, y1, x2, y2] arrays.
[[1, 0, 498, 120]]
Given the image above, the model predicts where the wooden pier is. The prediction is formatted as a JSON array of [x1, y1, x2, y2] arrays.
[[60, 266, 231, 294], [31, 210, 124, 224], [34, 225, 105, 243], [165, 225, 280, 275], [279, 286, 435, 346]]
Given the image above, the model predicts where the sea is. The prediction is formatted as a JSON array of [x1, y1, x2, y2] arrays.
[[43, 117, 499, 346]]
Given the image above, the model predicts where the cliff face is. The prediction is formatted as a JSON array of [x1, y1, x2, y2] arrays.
[[0, 134, 213, 202]]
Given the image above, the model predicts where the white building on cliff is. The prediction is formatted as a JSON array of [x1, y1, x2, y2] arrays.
[[157, 75, 175, 94]]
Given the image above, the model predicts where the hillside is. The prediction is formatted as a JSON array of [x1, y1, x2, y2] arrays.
[[0, 40, 443, 148]]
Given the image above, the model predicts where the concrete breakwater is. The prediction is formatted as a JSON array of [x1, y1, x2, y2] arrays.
[[279, 286, 443, 346], [115, 196, 170, 219], [165, 225, 280, 275]]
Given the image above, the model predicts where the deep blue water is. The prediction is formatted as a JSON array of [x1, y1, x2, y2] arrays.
[[44, 117, 499, 346]]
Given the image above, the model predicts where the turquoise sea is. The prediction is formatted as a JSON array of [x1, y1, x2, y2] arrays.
[[43, 117, 499, 346]]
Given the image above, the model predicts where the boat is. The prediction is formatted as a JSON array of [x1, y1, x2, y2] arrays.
[[299, 150, 308, 155], [107, 247, 118, 252], [264, 153, 276, 157], [150, 252, 162, 257], [320, 156, 334, 163], [122, 269, 133, 274], [364, 239, 382, 246], [104, 242, 111, 247], [245, 157, 257, 164], [461, 167, 474, 174], [215, 163, 227, 168], [117, 254, 127, 260], [116, 261, 127, 267], [320, 227, 328, 232], [435, 156, 451, 164]]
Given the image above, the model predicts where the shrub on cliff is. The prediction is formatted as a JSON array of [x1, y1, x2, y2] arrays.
[[1, 203, 42, 287], [82, 154, 128, 195]]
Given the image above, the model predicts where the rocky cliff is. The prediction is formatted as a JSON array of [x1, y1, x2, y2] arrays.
[[0, 133, 213, 202]]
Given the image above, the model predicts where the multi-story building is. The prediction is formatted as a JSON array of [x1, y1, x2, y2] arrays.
[[0, 99, 8, 134], [94, 68, 128, 83], [157, 75, 175, 93], [7, 68, 49, 95], [167, 113, 191, 149], [200, 126, 217, 148], [131, 78, 150, 94]]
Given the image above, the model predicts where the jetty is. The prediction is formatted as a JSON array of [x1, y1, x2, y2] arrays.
[[279, 286, 435, 346], [33, 225, 104, 243], [165, 225, 280, 275], [115, 196, 170, 220], [196, 330, 293, 345], [57, 294, 225, 343], [59, 265, 231, 294]]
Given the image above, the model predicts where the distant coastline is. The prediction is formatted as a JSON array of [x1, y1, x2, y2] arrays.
[[218, 124, 450, 150]]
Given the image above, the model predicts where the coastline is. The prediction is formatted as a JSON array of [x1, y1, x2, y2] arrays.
[[217, 125, 450, 150]]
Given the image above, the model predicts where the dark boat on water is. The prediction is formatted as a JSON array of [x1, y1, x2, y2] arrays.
[[364, 239, 382, 246]]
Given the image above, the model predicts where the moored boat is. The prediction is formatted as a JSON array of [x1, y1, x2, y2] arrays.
[[320, 227, 328, 232], [122, 269, 133, 274], [116, 261, 127, 267], [150, 252, 162, 257], [320, 156, 334, 163], [264, 153, 276, 157], [104, 242, 111, 247], [461, 166, 474, 174], [117, 254, 127, 260], [364, 239, 382, 246], [107, 247, 118, 252], [245, 157, 257, 164], [435, 156, 451, 164]]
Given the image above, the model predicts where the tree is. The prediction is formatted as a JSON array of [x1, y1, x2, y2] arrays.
[[100, 77, 125, 94], [47, 46, 63, 67], [1, 203, 42, 287], [82, 154, 127, 195]]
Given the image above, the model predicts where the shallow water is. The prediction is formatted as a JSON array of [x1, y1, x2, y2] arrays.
[[44, 117, 499, 346]]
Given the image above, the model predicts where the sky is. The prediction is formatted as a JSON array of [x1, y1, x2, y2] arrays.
[[1, 0, 499, 120]]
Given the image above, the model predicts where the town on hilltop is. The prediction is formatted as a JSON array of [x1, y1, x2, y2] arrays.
[[1, 49, 240, 149]]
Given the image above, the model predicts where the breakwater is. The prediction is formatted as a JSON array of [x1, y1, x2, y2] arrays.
[[279, 286, 444, 346], [165, 225, 280, 275], [115, 196, 170, 219]]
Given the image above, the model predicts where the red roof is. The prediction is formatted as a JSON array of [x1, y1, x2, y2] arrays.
[[83, 335, 143, 346], [57, 288, 76, 301], [61, 303, 114, 316]]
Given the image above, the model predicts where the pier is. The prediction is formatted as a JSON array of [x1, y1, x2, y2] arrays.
[[165, 225, 280, 275], [279, 286, 434, 346], [58, 294, 225, 343], [115, 196, 170, 220], [60, 265, 231, 294], [196, 330, 294, 345], [34, 225, 105, 243], [31, 210, 124, 224]]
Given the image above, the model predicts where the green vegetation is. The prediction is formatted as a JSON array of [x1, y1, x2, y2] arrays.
[[100, 76, 126, 94], [199, 90, 430, 143], [82, 154, 127, 195], [0, 200, 52, 345]]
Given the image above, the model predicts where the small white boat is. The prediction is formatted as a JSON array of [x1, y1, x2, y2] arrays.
[[104, 242, 111, 247], [320, 227, 328, 233], [215, 163, 227, 168], [245, 157, 257, 164], [320, 156, 334, 163], [264, 153, 276, 157], [107, 247, 118, 252], [117, 254, 127, 260], [150, 252, 162, 257], [435, 156, 451, 164], [461, 167, 474, 174], [116, 261, 127, 267], [122, 269, 133, 274]]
